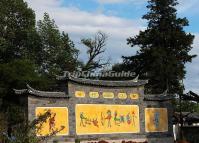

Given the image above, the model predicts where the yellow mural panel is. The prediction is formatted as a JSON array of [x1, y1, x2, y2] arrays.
[[35, 107, 69, 136], [75, 91, 85, 98], [76, 104, 140, 135], [118, 93, 127, 99], [103, 92, 114, 98], [129, 93, 139, 99], [145, 108, 168, 132], [89, 92, 99, 98]]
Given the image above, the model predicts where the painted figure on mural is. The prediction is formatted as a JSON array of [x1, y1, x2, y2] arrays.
[[126, 113, 132, 125], [154, 111, 160, 129], [49, 112, 56, 132], [105, 110, 112, 127], [80, 112, 87, 127], [114, 111, 121, 126], [120, 115, 125, 123], [132, 111, 137, 127], [92, 119, 99, 127], [80, 112, 99, 127], [101, 112, 105, 126]]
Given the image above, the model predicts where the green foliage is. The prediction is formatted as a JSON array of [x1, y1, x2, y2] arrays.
[[0, 4, 79, 97], [0, 1, 79, 141], [1, 110, 59, 143], [119, 0, 196, 94], [0, 0, 36, 62], [0, 0, 49, 98], [36, 13, 79, 76], [75, 138, 81, 143], [173, 99, 199, 113], [0, 59, 51, 97], [180, 101, 199, 113]]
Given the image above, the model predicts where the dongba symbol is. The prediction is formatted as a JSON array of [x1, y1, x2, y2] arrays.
[[105, 110, 112, 127], [101, 110, 112, 128], [80, 112, 99, 127], [114, 111, 121, 126], [131, 111, 137, 126], [153, 111, 160, 129], [80, 112, 87, 127]]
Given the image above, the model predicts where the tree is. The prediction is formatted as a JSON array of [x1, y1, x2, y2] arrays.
[[120, 0, 196, 94], [0, 0, 46, 98], [37, 13, 79, 76], [0, 0, 37, 62], [0, 1, 51, 138], [1, 110, 64, 143], [0, 1, 79, 140], [81, 31, 109, 71]]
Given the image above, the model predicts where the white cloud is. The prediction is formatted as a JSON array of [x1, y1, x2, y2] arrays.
[[177, 0, 199, 14], [97, 0, 146, 5], [25, 0, 199, 93], [96, 0, 199, 14], [25, 0, 143, 63], [185, 34, 199, 93], [98, 0, 126, 4]]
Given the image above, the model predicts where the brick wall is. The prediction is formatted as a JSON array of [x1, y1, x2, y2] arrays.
[[27, 81, 174, 143]]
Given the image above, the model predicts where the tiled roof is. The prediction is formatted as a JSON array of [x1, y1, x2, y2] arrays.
[[56, 71, 148, 87], [14, 84, 70, 98], [144, 90, 173, 102]]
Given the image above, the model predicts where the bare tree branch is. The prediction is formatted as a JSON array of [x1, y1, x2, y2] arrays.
[[81, 31, 109, 71]]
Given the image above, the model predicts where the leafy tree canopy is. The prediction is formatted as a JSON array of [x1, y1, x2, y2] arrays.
[[0, 0, 37, 62], [0, 0, 43, 98], [116, 0, 196, 94], [0, 3, 79, 98], [36, 13, 79, 77]]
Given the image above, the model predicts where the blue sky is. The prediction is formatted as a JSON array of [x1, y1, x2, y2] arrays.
[[26, 0, 199, 93], [61, 0, 199, 32]]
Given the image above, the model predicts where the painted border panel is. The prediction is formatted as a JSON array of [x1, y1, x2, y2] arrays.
[[145, 108, 168, 132], [35, 107, 69, 136]]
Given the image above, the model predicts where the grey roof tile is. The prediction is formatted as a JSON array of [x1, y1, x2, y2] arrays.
[[57, 71, 148, 87], [14, 84, 70, 98]]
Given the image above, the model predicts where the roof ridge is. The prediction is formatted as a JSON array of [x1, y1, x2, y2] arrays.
[[56, 71, 148, 87], [14, 84, 70, 98]]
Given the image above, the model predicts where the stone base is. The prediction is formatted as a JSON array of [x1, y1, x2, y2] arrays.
[[147, 137, 174, 143], [46, 137, 173, 143], [82, 139, 147, 143]]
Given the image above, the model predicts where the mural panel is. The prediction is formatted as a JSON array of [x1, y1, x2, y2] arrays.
[[145, 108, 168, 132], [76, 104, 140, 135], [35, 107, 69, 136]]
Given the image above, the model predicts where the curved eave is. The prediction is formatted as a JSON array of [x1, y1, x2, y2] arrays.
[[144, 95, 173, 102], [57, 72, 148, 87], [173, 112, 199, 123], [144, 91, 173, 102], [14, 85, 70, 98]]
